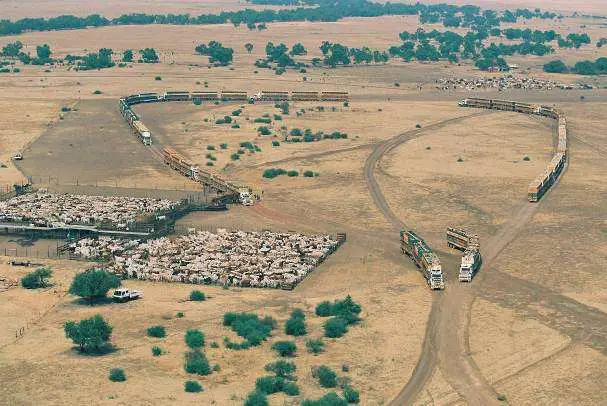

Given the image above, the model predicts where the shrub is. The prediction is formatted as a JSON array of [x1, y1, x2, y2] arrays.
[[61, 106, 71, 112], [254, 117, 272, 123], [290, 128, 302, 137], [302, 392, 347, 406], [232, 124, 240, 129], [93, 89, 102, 94], [147, 325, 166, 338], [68, 268, 120, 305], [206, 162, 214, 166], [313, 365, 337, 388], [184, 350, 211, 375], [303, 171, 315, 178], [210, 341, 219, 348], [272, 340, 297, 357], [232, 109, 242, 116], [287, 170, 299, 177], [21, 267, 52, 289], [497, 394, 507, 401], [273, 114, 282, 120], [258, 126, 271, 136], [207, 145, 215, 151], [155, 76, 162, 80], [256, 376, 283, 394], [543, 59, 568, 73], [415, 123, 422, 128], [176, 311, 185, 318], [185, 380, 203, 393], [324, 317, 348, 338], [523, 156, 531, 161], [245, 391, 268, 406], [220, 143, 228, 149], [265, 360, 296, 379], [152, 346, 163, 356], [306, 338, 325, 354], [231, 153, 240, 160], [64, 314, 112, 354], [223, 312, 276, 347], [285, 309, 307, 336], [109, 368, 126, 382], [272, 140, 280, 147], [185, 329, 205, 349], [263, 168, 287, 179], [240, 141, 255, 150], [343, 386, 360, 404], [283, 381, 300, 396], [189, 290, 206, 301], [457, 157, 464, 162], [315, 301, 333, 317], [394, 82, 400, 87]]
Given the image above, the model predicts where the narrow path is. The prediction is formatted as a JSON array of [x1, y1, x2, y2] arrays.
[[360, 111, 498, 405]]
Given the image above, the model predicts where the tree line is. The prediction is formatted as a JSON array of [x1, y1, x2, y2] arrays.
[[544, 58, 607, 75], [0, 1, 560, 37]]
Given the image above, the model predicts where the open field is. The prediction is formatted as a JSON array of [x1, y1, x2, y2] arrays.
[[1, 1, 607, 404]]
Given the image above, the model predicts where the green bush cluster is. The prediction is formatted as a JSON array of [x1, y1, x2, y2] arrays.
[[21, 267, 52, 289], [285, 308, 307, 336], [185, 329, 205, 349], [255, 360, 299, 396], [272, 140, 280, 147], [184, 380, 203, 393], [262, 168, 287, 179], [109, 368, 126, 382], [223, 312, 276, 347], [271, 340, 297, 357], [258, 126, 271, 135], [215, 115, 233, 124], [147, 325, 166, 338], [151, 346, 163, 356], [302, 392, 347, 406], [316, 296, 362, 338], [306, 338, 325, 354], [184, 350, 211, 375], [244, 390, 268, 406], [254, 117, 272, 124], [189, 290, 206, 301], [313, 365, 337, 388]]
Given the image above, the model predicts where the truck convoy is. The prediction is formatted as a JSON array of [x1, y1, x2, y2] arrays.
[[458, 98, 567, 203], [162, 148, 254, 206], [401, 230, 445, 290], [446, 227, 482, 282]]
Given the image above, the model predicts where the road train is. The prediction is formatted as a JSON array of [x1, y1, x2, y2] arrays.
[[119, 90, 349, 147], [446, 227, 482, 282], [458, 98, 567, 202], [401, 230, 445, 290]]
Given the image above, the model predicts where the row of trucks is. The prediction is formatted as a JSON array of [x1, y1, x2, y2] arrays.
[[401, 228, 483, 289], [457, 98, 567, 203], [446, 227, 482, 282], [162, 147, 254, 205]]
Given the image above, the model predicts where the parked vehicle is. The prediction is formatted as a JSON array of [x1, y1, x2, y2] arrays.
[[112, 288, 142, 302]]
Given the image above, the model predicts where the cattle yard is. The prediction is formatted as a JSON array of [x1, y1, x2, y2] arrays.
[[1, 2, 606, 405]]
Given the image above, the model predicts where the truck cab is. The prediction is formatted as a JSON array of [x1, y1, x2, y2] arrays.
[[429, 266, 445, 290], [239, 189, 254, 206], [112, 288, 142, 302]]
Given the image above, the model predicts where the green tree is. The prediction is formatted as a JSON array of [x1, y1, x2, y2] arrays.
[[123, 49, 133, 62], [64, 314, 113, 353], [1, 41, 23, 57], [285, 308, 307, 336], [265, 360, 296, 379], [36, 44, 51, 60], [313, 365, 337, 388], [324, 317, 348, 338], [185, 329, 205, 349], [147, 325, 166, 338], [272, 341, 297, 357], [140, 47, 159, 63], [291, 42, 307, 55], [245, 43, 254, 53], [184, 350, 211, 375], [21, 267, 52, 289], [543, 59, 568, 73], [245, 390, 268, 406], [68, 268, 120, 304]]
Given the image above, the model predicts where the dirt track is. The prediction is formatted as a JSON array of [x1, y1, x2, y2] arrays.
[[362, 105, 605, 405]]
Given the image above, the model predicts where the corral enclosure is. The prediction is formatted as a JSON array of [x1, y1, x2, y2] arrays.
[[0, 0, 606, 405]]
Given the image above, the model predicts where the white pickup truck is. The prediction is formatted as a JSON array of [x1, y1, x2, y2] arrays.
[[112, 288, 142, 302]]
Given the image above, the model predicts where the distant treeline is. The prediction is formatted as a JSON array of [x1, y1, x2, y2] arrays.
[[544, 58, 607, 75], [0, 1, 559, 36]]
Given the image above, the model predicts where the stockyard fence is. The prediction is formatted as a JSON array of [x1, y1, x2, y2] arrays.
[[5, 177, 216, 202]]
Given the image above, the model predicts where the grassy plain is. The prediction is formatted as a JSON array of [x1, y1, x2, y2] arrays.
[[0, 1, 606, 405]]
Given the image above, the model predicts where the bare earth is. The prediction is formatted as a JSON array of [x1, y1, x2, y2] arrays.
[[0, 2, 606, 405]]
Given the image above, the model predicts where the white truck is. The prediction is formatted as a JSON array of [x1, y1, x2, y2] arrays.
[[112, 288, 142, 302], [239, 189, 254, 206], [459, 249, 482, 282], [446, 227, 482, 282]]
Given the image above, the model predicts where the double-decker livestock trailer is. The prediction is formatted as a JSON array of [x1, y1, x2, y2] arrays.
[[401, 230, 445, 290]]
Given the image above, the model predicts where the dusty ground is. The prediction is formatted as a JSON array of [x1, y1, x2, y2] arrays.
[[1, 1, 607, 405]]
